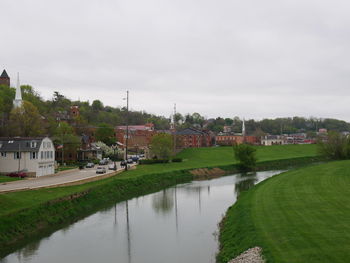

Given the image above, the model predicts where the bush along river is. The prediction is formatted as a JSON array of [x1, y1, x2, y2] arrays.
[[0, 170, 282, 263]]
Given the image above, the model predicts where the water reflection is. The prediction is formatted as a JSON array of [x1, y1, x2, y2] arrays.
[[1, 171, 282, 263], [234, 173, 258, 198], [152, 189, 174, 215]]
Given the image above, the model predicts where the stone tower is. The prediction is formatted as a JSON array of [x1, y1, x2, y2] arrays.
[[13, 73, 23, 108], [0, 70, 10, 86]]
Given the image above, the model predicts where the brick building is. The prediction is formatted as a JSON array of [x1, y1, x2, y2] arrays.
[[175, 128, 212, 148], [115, 123, 156, 151], [215, 135, 259, 146], [0, 70, 10, 86]]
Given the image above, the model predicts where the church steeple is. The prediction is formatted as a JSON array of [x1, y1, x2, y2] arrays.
[[13, 73, 23, 108], [242, 118, 246, 136]]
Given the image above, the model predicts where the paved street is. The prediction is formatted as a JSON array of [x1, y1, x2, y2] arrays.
[[0, 162, 133, 193]]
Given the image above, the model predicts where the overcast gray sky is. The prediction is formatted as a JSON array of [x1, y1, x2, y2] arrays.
[[1, 0, 350, 120]]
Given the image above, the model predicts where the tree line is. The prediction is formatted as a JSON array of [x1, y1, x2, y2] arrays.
[[1, 84, 350, 141]]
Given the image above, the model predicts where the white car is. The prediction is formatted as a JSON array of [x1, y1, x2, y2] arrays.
[[96, 166, 106, 174]]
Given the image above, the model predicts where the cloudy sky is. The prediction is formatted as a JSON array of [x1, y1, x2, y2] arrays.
[[2, 0, 350, 120]]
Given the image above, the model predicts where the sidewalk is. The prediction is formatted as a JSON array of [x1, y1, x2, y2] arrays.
[[0, 164, 135, 193]]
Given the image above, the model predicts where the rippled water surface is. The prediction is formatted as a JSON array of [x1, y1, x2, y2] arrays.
[[1, 171, 282, 263]]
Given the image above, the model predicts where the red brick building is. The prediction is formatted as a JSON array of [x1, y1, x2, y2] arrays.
[[0, 70, 10, 86], [175, 128, 212, 148], [115, 123, 156, 151], [216, 135, 260, 146]]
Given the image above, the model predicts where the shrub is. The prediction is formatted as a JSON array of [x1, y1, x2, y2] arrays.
[[139, 159, 169, 165], [233, 144, 257, 171], [318, 131, 350, 160], [172, 158, 183, 163]]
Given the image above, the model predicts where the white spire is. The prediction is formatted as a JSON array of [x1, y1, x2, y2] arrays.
[[13, 72, 23, 108], [242, 118, 246, 136]]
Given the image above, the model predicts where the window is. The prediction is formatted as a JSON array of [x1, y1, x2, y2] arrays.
[[1, 152, 6, 157], [31, 141, 37, 148], [41, 151, 44, 159], [47, 142, 51, 148], [50, 151, 53, 158], [14, 152, 21, 159], [30, 152, 37, 159]]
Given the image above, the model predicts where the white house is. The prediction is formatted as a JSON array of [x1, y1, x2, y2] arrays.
[[0, 137, 55, 177], [261, 135, 285, 146]]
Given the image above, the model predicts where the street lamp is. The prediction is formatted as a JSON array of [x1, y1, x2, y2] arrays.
[[123, 91, 129, 171]]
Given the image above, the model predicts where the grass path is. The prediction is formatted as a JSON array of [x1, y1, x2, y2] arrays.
[[218, 160, 350, 263]]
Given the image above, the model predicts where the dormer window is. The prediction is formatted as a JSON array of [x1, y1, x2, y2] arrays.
[[31, 141, 37, 148]]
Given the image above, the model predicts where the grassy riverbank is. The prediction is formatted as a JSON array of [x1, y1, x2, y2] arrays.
[[0, 144, 319, 257], [217, 160, 350, 263]]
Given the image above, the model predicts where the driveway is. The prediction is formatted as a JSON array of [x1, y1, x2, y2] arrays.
[[0, 162, 135, 193]]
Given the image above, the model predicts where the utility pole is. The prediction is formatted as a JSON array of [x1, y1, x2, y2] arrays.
[[173, 103, 176, 154], [17, 140, 21, 173], [125, 91, 129, 171]]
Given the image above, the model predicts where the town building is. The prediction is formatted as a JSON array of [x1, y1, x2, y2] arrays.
[[215, 135, 260, 146], [175, 128, 212, 148], [0, 137, 55, 177], [115, 123, 156, 151], [261, 135, 285, 146], [0, 70, 10, 86]]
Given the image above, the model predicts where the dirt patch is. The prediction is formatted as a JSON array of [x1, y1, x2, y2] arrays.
[[190, 168, 227, 179]]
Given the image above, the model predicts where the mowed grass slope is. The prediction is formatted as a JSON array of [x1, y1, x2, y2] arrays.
[[218, 160, 350, 263], [0, 144, 318, 217]]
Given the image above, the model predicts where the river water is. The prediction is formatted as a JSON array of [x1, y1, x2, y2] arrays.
[[1, 170, 281, 263]]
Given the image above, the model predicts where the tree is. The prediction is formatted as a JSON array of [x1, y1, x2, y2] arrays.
[[150, 133, 174, 159], [92, 100, 104, 112], [318, 131, 350, 160], [9, 101, 43, 136], [233, 144, 257, 171], [54, 122, 81, 161], [95, 123, 116, 146]]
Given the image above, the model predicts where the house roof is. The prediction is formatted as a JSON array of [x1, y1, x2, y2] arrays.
[[0, 70, 9, 79], [0, 137, 45, 152], [175, 128, 206, 135], [116, 125, 153, 131]]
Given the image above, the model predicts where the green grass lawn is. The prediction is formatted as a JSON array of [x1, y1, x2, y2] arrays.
[[0, 144, 318, 218], [218, 160, 350, 263], [0, 176, 22, 183]]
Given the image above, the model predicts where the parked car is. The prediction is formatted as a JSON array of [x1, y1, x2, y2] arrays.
[[86, 162, 95, 168], [99, 159, 108, 165], [108, 163, 117, 170], [7, 171, 27, 178], [96, 166, 107, 174], [132, 156, 139, 162], [127, 158, 134, 164]]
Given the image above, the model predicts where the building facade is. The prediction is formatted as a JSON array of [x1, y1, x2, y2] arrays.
[[0, 70, 10, 86], [115, 123, 156, 151], [175, 128, 212, 148], [261, 135, 285, 146], [215, 135, 260, 146], [0, 137, 55, 177]]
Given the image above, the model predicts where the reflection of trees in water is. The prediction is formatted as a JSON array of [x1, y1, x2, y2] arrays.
[[15, 238, 43, 262], [235, 173, 258, 198], [152, 189, 174, 214]]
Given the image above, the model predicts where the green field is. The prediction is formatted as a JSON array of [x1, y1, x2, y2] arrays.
[[218, 160, 350, 263], [0, 144, 318, 217], [0, 176, 22, 183]]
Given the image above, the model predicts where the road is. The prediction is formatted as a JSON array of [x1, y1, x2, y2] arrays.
[[0, 162, 134, 193]]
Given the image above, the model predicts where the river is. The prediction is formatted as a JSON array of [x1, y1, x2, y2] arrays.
[[1, 170, 282, 263]]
